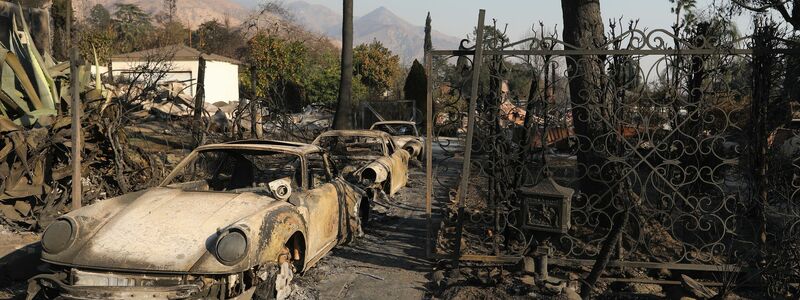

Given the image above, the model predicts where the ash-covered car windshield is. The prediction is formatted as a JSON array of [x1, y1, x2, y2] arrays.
[[373, 124, 418, 136], [316, 136, 385, 157], [163, 149, 302, 192]]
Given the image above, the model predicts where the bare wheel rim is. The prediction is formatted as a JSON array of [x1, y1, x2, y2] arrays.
[[275, 261, 293, 300]]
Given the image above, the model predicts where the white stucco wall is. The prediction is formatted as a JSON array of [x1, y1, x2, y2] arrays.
[[110, 59, 239, 103], [204, 61, 240, 103]]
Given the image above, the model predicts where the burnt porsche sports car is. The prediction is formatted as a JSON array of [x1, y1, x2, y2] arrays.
[[28, 140, 366, 300], [370, 121, 424, 160], [312, 130, 409, 197]]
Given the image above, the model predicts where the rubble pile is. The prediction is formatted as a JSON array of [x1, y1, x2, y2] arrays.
[[0, 84, 207, 231], [0, 116, 74, 230]]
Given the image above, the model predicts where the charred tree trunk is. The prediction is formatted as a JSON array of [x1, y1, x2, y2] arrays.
[[193, 56, 206, 147], [332, 0, 354, 130], [751, 22, 778, 257], [562, 1, 631, 298], [561, 0, 609, 205], [686, 22, 708, 139]]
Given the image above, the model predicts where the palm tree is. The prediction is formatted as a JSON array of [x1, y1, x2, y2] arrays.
[[332, 0, 354, 129]]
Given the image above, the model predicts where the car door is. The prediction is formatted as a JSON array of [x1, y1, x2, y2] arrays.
[[384, 136, 408, 194], [289, 151, 340, 262]]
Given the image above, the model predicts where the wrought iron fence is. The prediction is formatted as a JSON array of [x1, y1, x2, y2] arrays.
[[424, 9, 800, 286]]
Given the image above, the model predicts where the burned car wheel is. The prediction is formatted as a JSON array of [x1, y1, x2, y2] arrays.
[[253, 261, 294, 300], [360, 195, 371, 224]]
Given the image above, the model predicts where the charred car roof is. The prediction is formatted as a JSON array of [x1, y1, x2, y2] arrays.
[[196, 140, 323, 155], [315, 129, 392, 139], [372, 121, 416, 126]]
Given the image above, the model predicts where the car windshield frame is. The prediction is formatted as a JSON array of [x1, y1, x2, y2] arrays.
[[371, 122, 419, 137], [159, 146, 308, 193], [315, 134, 390, 158]]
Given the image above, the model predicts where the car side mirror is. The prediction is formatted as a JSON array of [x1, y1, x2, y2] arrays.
[[268, 177, 293, 201]]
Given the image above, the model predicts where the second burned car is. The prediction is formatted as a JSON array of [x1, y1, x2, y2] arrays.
[[370, 121, 424, 160], [312, 130, 410, 201]]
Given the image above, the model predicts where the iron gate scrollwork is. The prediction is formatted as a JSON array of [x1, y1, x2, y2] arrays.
[[424, 9, 800, 282]]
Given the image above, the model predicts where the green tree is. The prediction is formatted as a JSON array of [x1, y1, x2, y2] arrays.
[[192, 20, 245, 58], [404, 59, 427, 123], [474, 25, 510, 48], [243, 32, 307, 111], [729, 0, 800, 30], [75, 25, 117, 65], [89, 4, 112, 29], [353, 40, 401, 98], [155, 20, 188, 47], [50, 0, 73, 60], [304, 52, 341, 105], [112, 3, 153, 52]]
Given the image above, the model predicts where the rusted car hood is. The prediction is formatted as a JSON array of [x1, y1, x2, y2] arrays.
[[46, 187, 281, 273], [392, 135, 419, 146]]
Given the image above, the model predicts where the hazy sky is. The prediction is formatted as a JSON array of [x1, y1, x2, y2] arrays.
[[287, 0, 755, 42]]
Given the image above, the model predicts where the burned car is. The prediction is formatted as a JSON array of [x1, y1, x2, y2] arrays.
[[312, 130, 409, 198], [370, 121, 424, 160], [28, 140, 366, 300]]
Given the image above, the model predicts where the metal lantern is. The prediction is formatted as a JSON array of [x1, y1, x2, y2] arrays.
[[517, 177, 574, 234]]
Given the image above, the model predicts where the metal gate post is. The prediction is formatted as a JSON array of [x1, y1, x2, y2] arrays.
[[453, 9, 485, 265], [424, 13, 434, 259]]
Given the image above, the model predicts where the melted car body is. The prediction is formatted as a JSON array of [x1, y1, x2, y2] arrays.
[[29, 140, 366, 300], [370, 121, 424, 160], [312, 130, 410, 197]]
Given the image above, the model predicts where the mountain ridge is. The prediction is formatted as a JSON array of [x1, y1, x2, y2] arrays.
[[73, 0, 249, 28], [286, 1, 462, 63]]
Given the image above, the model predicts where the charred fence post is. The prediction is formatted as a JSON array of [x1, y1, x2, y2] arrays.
[[751, 21, 778, 257], [193, 55, 206, 147], [250, 66, 263, 139], [424, 12, 434, 258], [69, 48, 82, 210]]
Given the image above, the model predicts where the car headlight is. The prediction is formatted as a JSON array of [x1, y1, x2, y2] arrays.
[[42, 219, 75, 254], [360, 168, 377, 186], [215, 229, 248, 265]]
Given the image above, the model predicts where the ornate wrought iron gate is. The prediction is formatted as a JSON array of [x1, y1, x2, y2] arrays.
[[424, 9, 800, 287]]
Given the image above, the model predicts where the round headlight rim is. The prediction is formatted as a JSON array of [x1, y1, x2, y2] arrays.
[[41, 217, 77, 254], [214, 228, 248, 266]]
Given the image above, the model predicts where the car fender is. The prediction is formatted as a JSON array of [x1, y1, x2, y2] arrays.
[[188, 203, 308, 273], [358, 157, 392, 186], [394, 137, 423, 158]]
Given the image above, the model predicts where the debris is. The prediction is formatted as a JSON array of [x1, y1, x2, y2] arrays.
[[445, 268, 466, 286], [13, 200, 30, 216], [680, 274, 717, 299], [543, 281, 566, 295], [432, 270, 446, 287], [354, 271, 384, 281], [521, 256, 536, 274], [658, 267, 672, 279], [563, 286, 581, 300], [626, 282, 664, 295], [520, 275, 535, 286], [0, 205, 22, 222]]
